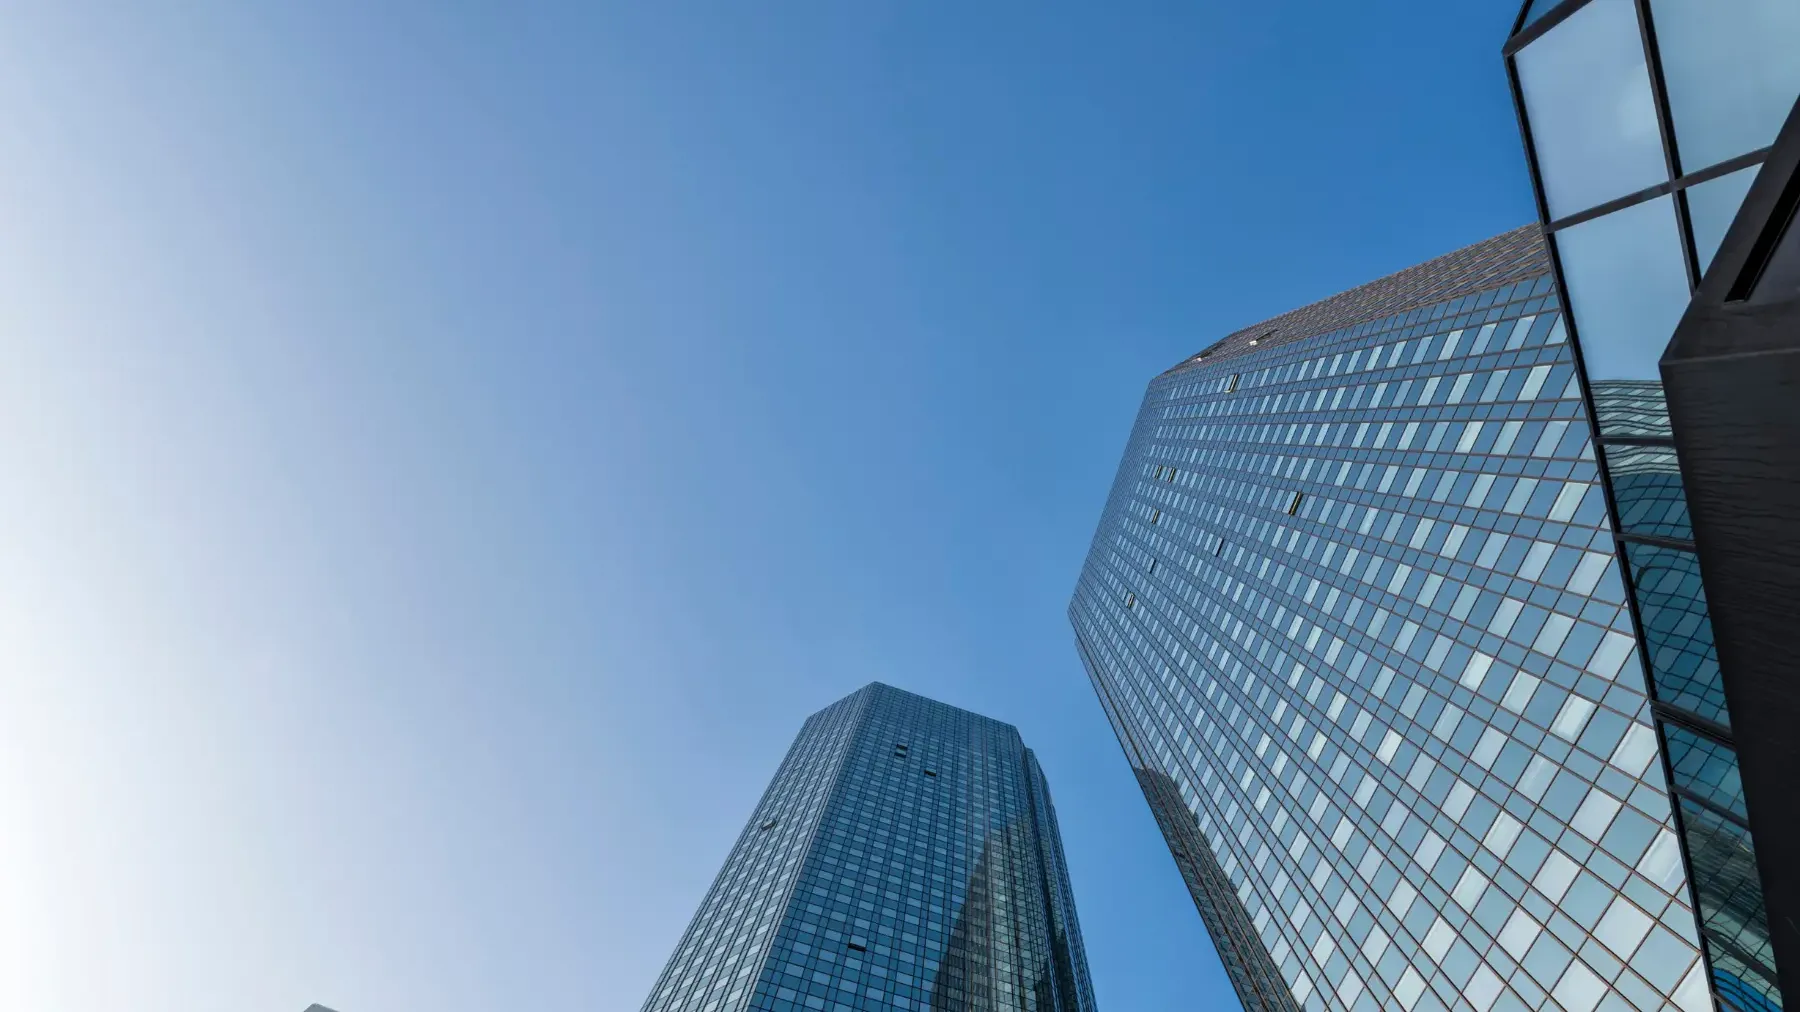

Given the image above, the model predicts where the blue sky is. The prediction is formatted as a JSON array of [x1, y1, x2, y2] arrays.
[[0, 3, 1535, 1009]]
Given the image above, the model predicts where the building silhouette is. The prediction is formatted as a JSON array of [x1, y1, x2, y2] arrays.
[[639, 683, 1097, 1012]]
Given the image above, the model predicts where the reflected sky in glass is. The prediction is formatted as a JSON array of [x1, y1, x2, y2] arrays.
[[1649, 0, 1800, 172], [1517, 0, 1666, 219], [1686, 166, 1759, 277], [1554, 195, 1691, 380]]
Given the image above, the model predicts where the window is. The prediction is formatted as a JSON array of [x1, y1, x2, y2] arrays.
[[760, 819, 778, 831], [1649, 0, 1800, 171], [1125, 592, 1137, 609], [1226, 373, 1239, 393], [923, 769, 938, 778], [1150, 508, 1162, 525], [1515, 0, 1665, 218], [1286, 491, 1304, 516], [1554, 195, 1692, 381]]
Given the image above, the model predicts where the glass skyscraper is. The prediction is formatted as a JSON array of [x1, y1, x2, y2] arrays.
[[1072, 227, 1719, 1012], [1505, 3, 1799, 1006], [639, 683, 1098, 1012]]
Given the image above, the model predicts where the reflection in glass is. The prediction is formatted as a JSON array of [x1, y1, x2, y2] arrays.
[[1664, 725, 1747, 820], [1648, 0, 1800, 173], [1555, 196, 1692, 381], [1687, 166, 1761, 277], [1604, 443, 1692, 540], [1625, 542, 1730, 727], [1680, 799, 1783, 1008], [1516, 0, 1666, 218], [1590, 380, 1673, 438], [1135, 768, 1299, 1012]]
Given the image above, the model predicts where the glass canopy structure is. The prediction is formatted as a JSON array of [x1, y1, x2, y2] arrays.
[[1504, 2, 1800, 1009]]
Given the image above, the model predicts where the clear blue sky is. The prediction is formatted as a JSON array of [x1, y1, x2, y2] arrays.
[[0, 3, 1536, 1010]]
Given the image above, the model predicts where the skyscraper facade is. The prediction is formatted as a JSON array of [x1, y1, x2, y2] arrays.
[[639, 683, 1097, 1012], [1504, 4, 1800, 1006], [1071, 227, 1717, 1012]]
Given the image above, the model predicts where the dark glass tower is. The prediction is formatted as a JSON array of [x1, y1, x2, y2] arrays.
[[1072, 228, 1718, 1012], [639, 683, 1098, 1012]]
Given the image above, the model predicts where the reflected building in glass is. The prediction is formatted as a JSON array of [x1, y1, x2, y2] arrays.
[[1071, 227, 1719, 1012], [1505, 2, 1799, 1007], [638, 683, 1098, 1012]]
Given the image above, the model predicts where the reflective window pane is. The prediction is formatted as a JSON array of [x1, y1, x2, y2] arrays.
[[1663, 726, 1746, 820], [1554, 195, 1691, 381], [1686, 165, 1761, 276], [1590, 380, 1672, 438], [1648, 0, 1800, 172], [1603, 443, 1692, 540], [1679, 799, 1781, 1008], [1517, 0, 1667, 219], [1624, 541, 1729, 727]]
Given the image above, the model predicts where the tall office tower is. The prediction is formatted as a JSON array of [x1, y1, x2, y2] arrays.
[[638, 683, 1098, 1012], [1505, 3, 1800, 1007], [1072, 226, 1719, 1012]]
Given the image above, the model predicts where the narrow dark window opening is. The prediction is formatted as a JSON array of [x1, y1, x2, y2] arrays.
[[846, 941, 867, 953], [923, 769, 937, 778], [1125, 592, 1137, 609], [1150, 508, 1162, 525], [1286, 491, 1304, 516], [1148, 559, 1158, 574], [1226, 373, 1239, 393], [759, 819, 778, 831]]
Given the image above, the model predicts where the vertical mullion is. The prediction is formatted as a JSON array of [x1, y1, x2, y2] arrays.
[[1634, 0, 1704, 290]]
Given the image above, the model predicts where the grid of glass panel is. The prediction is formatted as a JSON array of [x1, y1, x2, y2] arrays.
[[1508, 6, 1795, 1006], [1070, 232, 1714, 1012], [1585, 380, 1779, 1009], [641, 684, 1098, 1012]]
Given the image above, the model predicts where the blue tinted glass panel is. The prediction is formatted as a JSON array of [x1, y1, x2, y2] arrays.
[[1679, 799, 1782, 1009], [1625, 541, 1729, 727], [1591, 380, 1673, 438], [1517, 0, 1668, 218], [1648, 0, 1800, 172], [1555, 195, 1692, 381], [1687, 165, 1761, 277], [1664, 725, 1746, 820], [1603, 443, 1692, 539]]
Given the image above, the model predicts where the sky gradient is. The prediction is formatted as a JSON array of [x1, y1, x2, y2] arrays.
[[0, 3, 1536, 1010]]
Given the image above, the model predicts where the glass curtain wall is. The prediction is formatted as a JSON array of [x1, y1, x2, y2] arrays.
[[1505, 2, 1800, 1008]]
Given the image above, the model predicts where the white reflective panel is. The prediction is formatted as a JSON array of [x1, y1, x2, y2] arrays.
[[1553, 960, 1608, 1012], [1554, 195, 1692, 381], [1516, 0, 1666, 218], [1648, 0, 1800, 171], [1686, 164, 1760, 276]]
